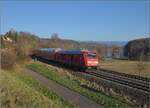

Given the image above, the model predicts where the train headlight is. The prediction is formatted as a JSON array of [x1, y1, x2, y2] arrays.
[[94, 61, 98, 64], [87, 61, 98, 64]]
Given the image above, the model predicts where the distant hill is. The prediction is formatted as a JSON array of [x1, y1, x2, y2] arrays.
[[83, 41, 127, 47], [40, 38, 107, 50], [99, 41, 127, 46], [124, 38, 150, 60]]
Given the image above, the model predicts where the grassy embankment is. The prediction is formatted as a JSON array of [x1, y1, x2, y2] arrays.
[[0, 67, 73, 108], [27, 62, 136, 108], [99, 59, 150, 78]]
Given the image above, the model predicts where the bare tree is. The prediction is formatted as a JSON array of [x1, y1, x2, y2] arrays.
[[51, 33, 59, 40], [96, 47, 102, 62], [96, 46, 107, 61]]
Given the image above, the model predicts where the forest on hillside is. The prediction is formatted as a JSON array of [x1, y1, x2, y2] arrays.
[[124, 38, 150, 61]]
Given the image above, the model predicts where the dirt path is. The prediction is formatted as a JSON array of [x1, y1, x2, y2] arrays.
[[25, 69, 104, 108]]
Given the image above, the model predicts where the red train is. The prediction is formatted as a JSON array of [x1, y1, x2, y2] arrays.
[[32, 48, 99, 70]]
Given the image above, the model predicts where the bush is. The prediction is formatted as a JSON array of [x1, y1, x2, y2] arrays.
[[1, 49, 16, 70]]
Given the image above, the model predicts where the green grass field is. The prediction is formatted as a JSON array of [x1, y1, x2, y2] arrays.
[[0, 68, 73, 108], [27, 62, 136, 108]]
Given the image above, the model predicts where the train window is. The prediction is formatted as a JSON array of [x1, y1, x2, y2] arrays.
[[87, 53, 96, 58]]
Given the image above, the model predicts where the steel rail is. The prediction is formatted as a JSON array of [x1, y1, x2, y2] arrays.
[[85, 69, 150, 93]]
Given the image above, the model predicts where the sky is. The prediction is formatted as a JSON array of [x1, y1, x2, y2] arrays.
[[0, 0, 149, 41]]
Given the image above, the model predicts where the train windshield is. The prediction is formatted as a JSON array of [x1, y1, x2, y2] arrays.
[[87, 53, 96, 59]]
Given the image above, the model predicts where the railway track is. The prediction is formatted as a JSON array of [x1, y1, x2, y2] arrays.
[[98, 68, 150, 82], [85, 69, 150, 93], [32, 56, 150, 94]]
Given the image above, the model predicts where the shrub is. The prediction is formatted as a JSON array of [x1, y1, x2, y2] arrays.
[[1, 49, 16, 70]]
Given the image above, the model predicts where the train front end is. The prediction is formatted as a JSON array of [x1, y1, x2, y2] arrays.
[[85, 51, 99, 69]]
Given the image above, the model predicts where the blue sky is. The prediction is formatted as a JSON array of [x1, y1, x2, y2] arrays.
[[0, 0, 149, 41]]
